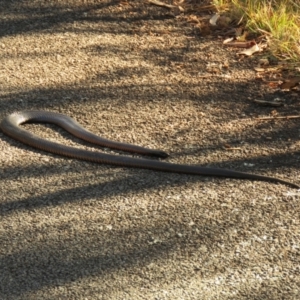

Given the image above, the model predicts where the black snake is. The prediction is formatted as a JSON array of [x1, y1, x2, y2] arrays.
[[1, 111, 299, 189]]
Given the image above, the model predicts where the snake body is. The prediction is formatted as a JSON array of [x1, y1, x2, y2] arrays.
[[1, 111, 299, 189]]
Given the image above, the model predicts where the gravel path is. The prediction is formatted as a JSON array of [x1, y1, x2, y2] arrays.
[[0, 1, 299, 299]]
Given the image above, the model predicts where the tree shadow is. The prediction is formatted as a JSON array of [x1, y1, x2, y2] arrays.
[[1, 1, 299, 298], [0, 0, 178, 38], [0, 170, 290, 298], [1, 168, 297, 298]]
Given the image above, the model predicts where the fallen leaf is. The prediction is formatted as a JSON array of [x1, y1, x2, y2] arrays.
[[254, 67, 266, 72], [225, 40, 256, 48], [223, 61, 229, 68], [258, 58, 269, 66], [223, 37, 234, 44], [209, 13, 220, 26], [119, 1, 130, 5], [280, 77, 300, 90], [187, 14, 200, 23], [267, 81, 280, 88], [236, 30, 248, 41], [238, 44, 260, 56]]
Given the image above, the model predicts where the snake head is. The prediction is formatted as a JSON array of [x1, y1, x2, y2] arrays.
[[152, 150, 169, 158]]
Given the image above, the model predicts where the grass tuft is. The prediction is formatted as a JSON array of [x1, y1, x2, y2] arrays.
[[213, 0, 300, 60]]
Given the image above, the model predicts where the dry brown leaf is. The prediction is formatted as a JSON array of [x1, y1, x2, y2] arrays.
[[267, 81, 280, 88], [119, 1, 130, 5], [254, 67, 266, 72], [280, 77, 300, 90], [187, 15, 200, 23], [238, 44, 260, 56], [223, 61, 229, 68], [225, 40, 256, 48], [258, 58, 269, 66], [209, 13, 220, 26], [223, 37, 234, 44]]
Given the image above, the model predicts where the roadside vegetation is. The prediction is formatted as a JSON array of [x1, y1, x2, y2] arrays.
[[214, 0, 300, 60]]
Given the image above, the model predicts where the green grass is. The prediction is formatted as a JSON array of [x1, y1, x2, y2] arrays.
[[213, 0, 300, 61]]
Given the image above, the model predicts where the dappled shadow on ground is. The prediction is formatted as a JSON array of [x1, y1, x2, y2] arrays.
[[1, 0, 299, 299], [1, 167, 298, 298], [0, 204, 248, 297], [0, 0, 178, 38]]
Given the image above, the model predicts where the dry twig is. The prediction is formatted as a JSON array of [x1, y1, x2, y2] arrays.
[[148, 0, 176, 9], [253, 99, 283, 107], [256, 115, 300, 120]]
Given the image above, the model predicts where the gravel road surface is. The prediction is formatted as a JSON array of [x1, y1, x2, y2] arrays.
[[0, 1, 299, 299]]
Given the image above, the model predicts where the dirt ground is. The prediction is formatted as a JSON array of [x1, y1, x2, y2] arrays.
[[0, 1, 299, 299]]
